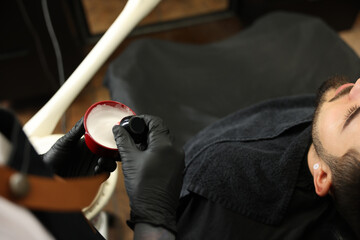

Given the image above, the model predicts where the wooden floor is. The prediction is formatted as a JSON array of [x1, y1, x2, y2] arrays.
[[81, 0, 229, 34]]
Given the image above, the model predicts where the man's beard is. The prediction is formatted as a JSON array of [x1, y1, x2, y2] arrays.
[[312, 76, 350, 158]]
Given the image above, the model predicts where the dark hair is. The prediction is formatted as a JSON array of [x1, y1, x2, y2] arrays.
[[314, 75, 350, 107], [323, 149, 360, 238]]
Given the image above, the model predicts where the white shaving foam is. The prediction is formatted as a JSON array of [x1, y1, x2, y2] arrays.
[[86, 104, 133, 149]]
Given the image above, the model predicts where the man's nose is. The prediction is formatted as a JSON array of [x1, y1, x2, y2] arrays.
[[349, 78, 360, 101]]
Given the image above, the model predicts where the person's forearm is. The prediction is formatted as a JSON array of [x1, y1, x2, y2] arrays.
[[134, 223, 175, 240]]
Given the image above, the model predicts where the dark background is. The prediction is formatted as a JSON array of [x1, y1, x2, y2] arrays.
[[1, 0, 359, 103]]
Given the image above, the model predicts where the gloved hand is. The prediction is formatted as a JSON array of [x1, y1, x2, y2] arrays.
[[42, 118, 118, 178], [112, 115, 185, 234]]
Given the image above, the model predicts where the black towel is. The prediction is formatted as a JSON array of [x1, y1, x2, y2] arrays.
[[182, 95, 314, 225]]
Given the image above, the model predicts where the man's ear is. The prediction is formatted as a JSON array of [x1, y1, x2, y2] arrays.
[[313, 163, 332, 197]]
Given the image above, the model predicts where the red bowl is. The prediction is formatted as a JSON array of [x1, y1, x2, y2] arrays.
[[83, 100, 135, 158]]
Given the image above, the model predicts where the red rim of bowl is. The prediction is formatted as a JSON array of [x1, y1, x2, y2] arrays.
[[83, 100, 135, 155]]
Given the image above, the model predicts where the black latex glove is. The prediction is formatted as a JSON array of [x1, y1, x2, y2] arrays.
[[42, 118, 117, 178], [112, 115, 185, 234]]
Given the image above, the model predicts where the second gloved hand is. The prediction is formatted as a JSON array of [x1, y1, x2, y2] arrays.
[[42, 118, 118, 178], [113, 115, 185, 234]]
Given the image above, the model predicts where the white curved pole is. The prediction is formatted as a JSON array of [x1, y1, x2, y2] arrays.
[[23, 0, 161, 138]]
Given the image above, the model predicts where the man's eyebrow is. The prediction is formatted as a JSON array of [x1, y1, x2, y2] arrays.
[[343, 107, 360, 130], [329, 85, 353, 102]]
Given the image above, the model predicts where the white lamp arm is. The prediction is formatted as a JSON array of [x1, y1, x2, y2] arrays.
[[23, 0, 161, 138]]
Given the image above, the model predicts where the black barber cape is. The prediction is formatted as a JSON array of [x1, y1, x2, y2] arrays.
[[178, 95, 356, 239], [0, 109, 105, 240]]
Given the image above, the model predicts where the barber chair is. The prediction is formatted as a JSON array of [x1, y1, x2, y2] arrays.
[[103, 11, 360, 149]]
